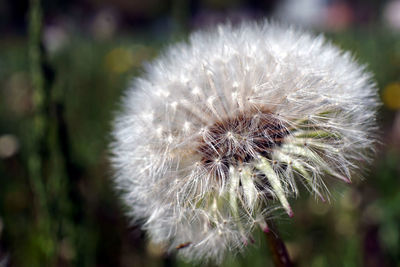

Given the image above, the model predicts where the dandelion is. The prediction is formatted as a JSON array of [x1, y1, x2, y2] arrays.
[[111, 21, 379, 263]]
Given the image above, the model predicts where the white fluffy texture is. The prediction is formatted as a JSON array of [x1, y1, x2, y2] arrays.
[[111, 21, 379, 263]]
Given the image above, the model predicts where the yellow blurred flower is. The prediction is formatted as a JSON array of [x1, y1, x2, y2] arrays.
[[105, 48, 133, 73], [383, 82, 400, 110], [105, 45, 155, 74]]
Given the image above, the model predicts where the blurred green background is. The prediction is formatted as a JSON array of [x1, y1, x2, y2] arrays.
[[0, 0, 399, 266]]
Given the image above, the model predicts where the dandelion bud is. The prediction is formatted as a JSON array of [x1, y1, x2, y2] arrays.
[[111, 21, 379, 263]]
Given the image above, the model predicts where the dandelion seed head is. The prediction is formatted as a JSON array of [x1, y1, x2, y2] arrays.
[[111, 21, 379, 263]]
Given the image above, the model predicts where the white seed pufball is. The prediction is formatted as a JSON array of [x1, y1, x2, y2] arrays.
[[111, 21, 379, 264]]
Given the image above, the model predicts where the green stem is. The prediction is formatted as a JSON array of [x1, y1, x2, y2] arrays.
[[28, 0, 56, 263], [28, 0, 48, 225], [264, 222, 293, 267]]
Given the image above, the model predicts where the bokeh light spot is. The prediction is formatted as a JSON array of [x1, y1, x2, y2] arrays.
[[0, 135, 19, 159]]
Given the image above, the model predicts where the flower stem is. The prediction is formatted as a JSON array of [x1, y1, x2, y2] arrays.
[[264, 221, 293, 267]]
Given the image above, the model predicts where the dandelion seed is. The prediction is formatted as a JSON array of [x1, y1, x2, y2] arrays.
[[111, 21, 379, 263]]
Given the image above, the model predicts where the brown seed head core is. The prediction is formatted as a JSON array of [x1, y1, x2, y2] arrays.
[[197, 110, 289, 178]]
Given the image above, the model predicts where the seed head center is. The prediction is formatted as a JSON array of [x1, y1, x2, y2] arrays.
[[197, 110, 288, 178]]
